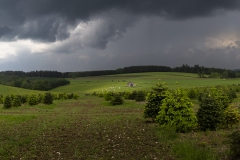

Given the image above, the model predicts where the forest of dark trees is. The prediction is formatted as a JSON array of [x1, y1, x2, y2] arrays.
[[0, 64, 240, 91]]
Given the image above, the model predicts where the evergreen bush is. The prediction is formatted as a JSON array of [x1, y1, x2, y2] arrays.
[[143, 81, 168, 120], [135, 91, 146, 102], [43, 92, 53, 105], [156, 89, 198, 132], [3, 95, 12, 109], [28, 94, 38, 106], [197, 88, 230, 131], [110, 94, 124, 105], [12, 95, 21, 107]]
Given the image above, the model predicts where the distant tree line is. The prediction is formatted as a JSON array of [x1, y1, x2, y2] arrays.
[[0, 75, 69, 91], [0, 64, 240, 79]]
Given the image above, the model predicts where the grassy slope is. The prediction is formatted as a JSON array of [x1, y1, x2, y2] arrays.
[[51, 72, 240, 93], [0, 84, 44, 95]]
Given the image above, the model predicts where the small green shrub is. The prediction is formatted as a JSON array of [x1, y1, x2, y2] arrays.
[[144, 81, 168, 120], [128, 91, 137, 100], [228, 130, 240, 160], [223, 105, 240, 128], [197, 88, 230, 131], [43, 92, 53, 105], [104, 92, 114, 101], [110, 94, 124, 106], [156, 89, 197, 133], [28, 94, 38, 106], [3, 95, 12, 109], [135, 91, 146, 102], [12, 95, 21, 107], [73, 93, 79, 100]]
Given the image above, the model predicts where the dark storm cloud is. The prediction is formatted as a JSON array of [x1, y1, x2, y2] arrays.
[[0, 0, 240, 42], [0, 25, 12, 37]]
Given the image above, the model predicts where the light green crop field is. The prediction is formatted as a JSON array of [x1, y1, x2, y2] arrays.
[[51, 72, 240, 93]]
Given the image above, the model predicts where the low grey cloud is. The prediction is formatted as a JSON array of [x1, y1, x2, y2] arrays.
[[0, 0, 240, 71]]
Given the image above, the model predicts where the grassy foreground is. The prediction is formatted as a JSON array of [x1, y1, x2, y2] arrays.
[[0, 96, 175, 159]]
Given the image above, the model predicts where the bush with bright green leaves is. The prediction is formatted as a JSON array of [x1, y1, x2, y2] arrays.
[[3, 95, 12, 109], [28, 94, 39, 106], [12, 95, 22, 107], [156, 89, 198, 132], [228, 130, 240, 160], [223, 105, 240, 128], [135, 91, 146, 102], [43, 92, 53, 105], [144, 81, 168, 121], [197, 88, 230, 131], [110, 94, 124, 106]]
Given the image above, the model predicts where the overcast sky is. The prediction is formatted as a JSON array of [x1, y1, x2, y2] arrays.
[[0, 0, 240, 72]]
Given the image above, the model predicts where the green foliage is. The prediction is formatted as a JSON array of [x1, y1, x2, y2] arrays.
[[12, 95, 21, 107], [223, 105, 240, 128], [110, 94, 124, 106], [187, 88, 197, 99], [3, 95, 12, 109], [144, 81, 168, 120], [43, 92, 53, 105], [135, 91, 146, 102], [197, 88, 230, 131], [67, 93, 74, 99], [0, 74, 70, 91], [28, 94, 38, 106], [228, 130, 240, 160], [156, 89, 197, 132], [73, 93, 79, 100], [20, 95, 28, 104], [104, 92, 114, 101], [128, 90, 137, 100]]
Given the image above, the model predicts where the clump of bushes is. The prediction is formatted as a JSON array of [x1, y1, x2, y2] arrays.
[[1, 92, 79, 109], [197, 88, 239, 131]]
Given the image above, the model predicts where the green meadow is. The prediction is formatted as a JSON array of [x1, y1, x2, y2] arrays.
[[52, 72, 240, 93], [0, 72, 239, 159]]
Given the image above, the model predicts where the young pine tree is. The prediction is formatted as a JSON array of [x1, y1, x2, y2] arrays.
[[156, 89, 197, 132]]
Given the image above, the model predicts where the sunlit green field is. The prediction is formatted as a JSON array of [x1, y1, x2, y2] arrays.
[[0, 84, 44, 95], [52, 72, 240, 93]]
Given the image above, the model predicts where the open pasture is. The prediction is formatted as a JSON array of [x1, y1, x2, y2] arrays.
[[52, 72, 240, 93]]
